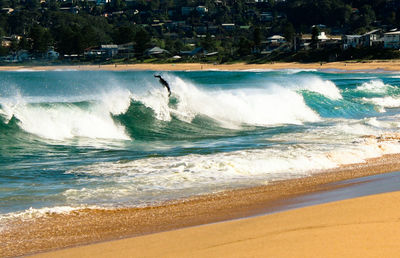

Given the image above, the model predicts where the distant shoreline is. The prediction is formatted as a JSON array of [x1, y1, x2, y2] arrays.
[[2, 60, 400, 72]]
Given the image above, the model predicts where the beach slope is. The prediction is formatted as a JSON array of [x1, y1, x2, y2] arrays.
[[33, 191, 400, 258]]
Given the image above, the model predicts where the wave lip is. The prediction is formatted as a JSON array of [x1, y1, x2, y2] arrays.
[[291, 76, 343, 100]]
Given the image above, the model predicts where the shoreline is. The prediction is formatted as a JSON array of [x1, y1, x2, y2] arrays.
[[32, 190, 400, 258], [3, 152, 400, 257], [2, 60, 400, 72]]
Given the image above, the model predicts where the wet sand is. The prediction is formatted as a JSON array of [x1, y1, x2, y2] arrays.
[[32, 190, 400, 258], [2, 153, 400, 257], [2, 60, 400, 72]]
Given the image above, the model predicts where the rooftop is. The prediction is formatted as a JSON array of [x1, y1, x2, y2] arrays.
[[385, 31, 400, 35]]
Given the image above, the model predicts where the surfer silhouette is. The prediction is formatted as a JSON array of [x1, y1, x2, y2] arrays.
[[154, 75, 171, 97]]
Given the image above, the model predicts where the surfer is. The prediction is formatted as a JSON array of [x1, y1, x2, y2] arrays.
[[154, 75, 171, 97]]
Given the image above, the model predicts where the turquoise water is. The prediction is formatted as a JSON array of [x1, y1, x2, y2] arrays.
[[1, 69, 400, 218]]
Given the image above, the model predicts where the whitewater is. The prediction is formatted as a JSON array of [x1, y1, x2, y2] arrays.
[[1, 69, 400, 219]]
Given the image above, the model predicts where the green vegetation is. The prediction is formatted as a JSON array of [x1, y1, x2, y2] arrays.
[[0, 0, 400, 63]]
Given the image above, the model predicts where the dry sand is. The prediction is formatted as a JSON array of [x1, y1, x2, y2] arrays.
[[32, 190, 400, 258], [2, 60, 400, 72]]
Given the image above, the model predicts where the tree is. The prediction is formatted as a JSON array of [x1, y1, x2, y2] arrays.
[[18, 37, 30, 50], [10, 38, 19, 52], [25, 0, 39, 10], [149, 0, 160, 10], [29, 25, 52, 55], [237, 36, 251, 56], [283, 22, 295, 45], [134, 27, 150, 56], [359, 5, 375, 28], [0, 0, 10, 8], [0, 26, 4, 38], [113, 26, 135, 44], [112, 0, 125, 11], [311, 26, 319, 49], [334, 5, 352, 27], [47, 0, 59, 11], [201, 33, 216, 51], [253, 27, 261, 48]]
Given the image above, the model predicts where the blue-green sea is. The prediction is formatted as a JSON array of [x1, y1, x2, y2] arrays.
[[2, 68, 400, 221]]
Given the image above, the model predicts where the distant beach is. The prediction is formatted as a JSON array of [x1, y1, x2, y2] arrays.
[[2, 60, 400, 72]]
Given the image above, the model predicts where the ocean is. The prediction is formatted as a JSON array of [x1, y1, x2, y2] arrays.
[[1, 69, 400, 220]]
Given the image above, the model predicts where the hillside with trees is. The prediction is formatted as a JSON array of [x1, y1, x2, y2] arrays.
[[1, 0, 400, 63]]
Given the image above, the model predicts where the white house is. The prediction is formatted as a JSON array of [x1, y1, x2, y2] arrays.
[[384, 31, 400, 49], [343, 30, 382, 49], [362, 29, 382, 47]]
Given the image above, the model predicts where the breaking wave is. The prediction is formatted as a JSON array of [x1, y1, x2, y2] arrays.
[[0, 74, 346, 141]]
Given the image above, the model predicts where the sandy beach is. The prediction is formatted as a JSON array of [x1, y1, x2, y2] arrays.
[[1, 152, 400, 257], [31, 190, 400, 258], [2, 60, 400, 72]]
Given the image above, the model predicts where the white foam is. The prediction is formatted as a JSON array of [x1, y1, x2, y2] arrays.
[[52, 69, 79, 72], [0, 205, 106, 232], [279, 68, 318, 74], [334, 121, 382, 136], [137, 75, 321, 127], [289, 76, 342, 100], [133, 88, 172, 121], [63, 132, 400, 205], [355, 80, 394, 94], [0, 89, 131, 140], [14, 69, 46, 72], [240, 69, 274, 72], [362, 96, 400, 109], [363, 116, 400, 129]]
